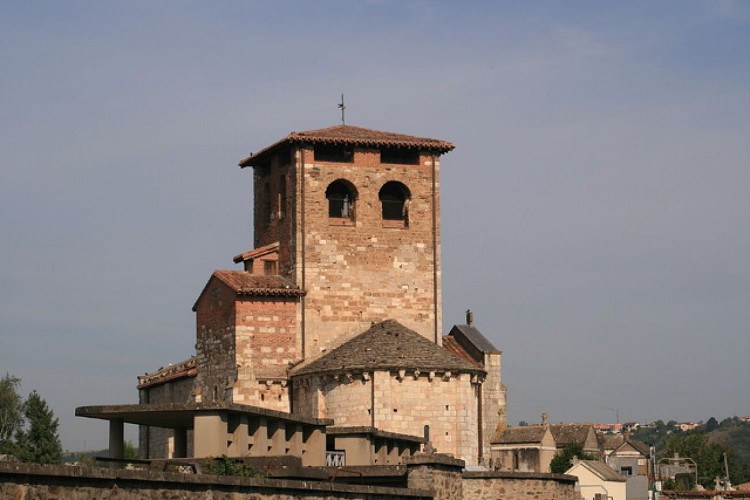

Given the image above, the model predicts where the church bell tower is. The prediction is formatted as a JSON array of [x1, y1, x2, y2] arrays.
[[237, 125, 454, 356]]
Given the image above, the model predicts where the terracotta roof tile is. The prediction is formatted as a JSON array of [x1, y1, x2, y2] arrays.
[[442, 336, 481, 367], [569, 460, 626, 481], [491, 425, 548, 445], [289, 320, 482, 377], [138, 357, 197, 389], [549, 423, 595, 446], [239, 125, 454, 167], [212, 270, 304, 297]]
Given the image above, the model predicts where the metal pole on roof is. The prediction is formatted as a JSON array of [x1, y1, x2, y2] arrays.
[[338, 94, 346, 125]]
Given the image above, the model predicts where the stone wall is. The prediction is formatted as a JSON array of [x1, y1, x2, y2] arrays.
[[194, 279, 299, 412], [461, 470, 581, 500], [298, 148, 442, 353], [195, 278, 238, 404], [0, 462, 431, 500], [294, 369, 481, 466], [234, 295, 299, 410], [479, 351, 505, 464]]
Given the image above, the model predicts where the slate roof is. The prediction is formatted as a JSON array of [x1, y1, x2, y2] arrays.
[[239, 125, 455, 167], [289, 320, 483, 377], [491, 425, 548, 445], [449, 324, 500, 354]]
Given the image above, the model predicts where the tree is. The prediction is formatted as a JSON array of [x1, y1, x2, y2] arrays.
[[15, 390, 62, 464], [0, 373, 24, 454], [550, 442, 596, 473], [662, 431, 736, 488], [706, 417, 719, 432]]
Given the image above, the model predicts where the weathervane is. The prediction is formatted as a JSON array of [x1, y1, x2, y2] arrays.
[[338, 93, 346, 125]]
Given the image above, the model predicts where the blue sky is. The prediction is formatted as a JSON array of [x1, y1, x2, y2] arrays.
[[1, 1, 749, 451]]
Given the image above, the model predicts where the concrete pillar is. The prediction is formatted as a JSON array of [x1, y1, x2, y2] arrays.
[[108, 418, 124, 460], [193, 412, 226, 458], [173, 427, 188, 458], [302, 427, 326, 466]]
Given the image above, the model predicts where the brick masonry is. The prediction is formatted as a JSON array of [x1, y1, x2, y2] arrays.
[[253, 146, 443, 354]]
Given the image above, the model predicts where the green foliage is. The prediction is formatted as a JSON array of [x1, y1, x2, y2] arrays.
[[631, 419, 677, 448], [662, 431, 737, 488], [15, 390, 62, 464], [207, 455, 265, 477], [705, 417, 719, 432], [550, 442, 596, 474], [664, 473, 696, 491], [123, 441, 138, 460], [0, 373, 24, 454]]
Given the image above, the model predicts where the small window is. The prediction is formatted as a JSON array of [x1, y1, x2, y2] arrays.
[[381, 148, 420, 165], [326, 180, 356, 219], [620, 466, 633, 476], [379, 181, 410, 221], [315, 145, 353, 163]]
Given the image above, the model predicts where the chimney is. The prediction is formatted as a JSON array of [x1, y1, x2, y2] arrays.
[[466, 309, 473, 327]]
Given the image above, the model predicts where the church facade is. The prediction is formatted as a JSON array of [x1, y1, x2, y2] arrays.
[[135, 124, 507, 466]]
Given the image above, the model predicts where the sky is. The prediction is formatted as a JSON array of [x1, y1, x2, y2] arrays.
[[1, 1, 749, 452]]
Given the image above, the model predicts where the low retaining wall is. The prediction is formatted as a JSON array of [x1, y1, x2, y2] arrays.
[[462, 470, 581, 500], [0, 461, 431, 500]]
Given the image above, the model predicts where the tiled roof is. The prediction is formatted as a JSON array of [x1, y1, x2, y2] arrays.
[[491, 425, 548, 445], [233, 241, 280, 263], [239, 125, 454, 167], [614, 438, 650, 457], [598, 433, 624, 451], [212, 270, 304, 296], [549, 423, 595, 446], [569, 460, 626, 482], [193, 270, 304, 311], [137, 357, 197, 389], [289, 320, 483, 377]]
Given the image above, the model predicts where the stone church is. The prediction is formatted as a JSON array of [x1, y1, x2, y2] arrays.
[[83, 124, 507, 468]]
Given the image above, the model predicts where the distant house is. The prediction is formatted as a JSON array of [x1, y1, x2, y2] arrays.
[[566, 459, 627, 500], [677, 422, 699, 432], [549, 423, 600, 457], [489, 425, 556, 473], [605, 437, 651, 500]]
